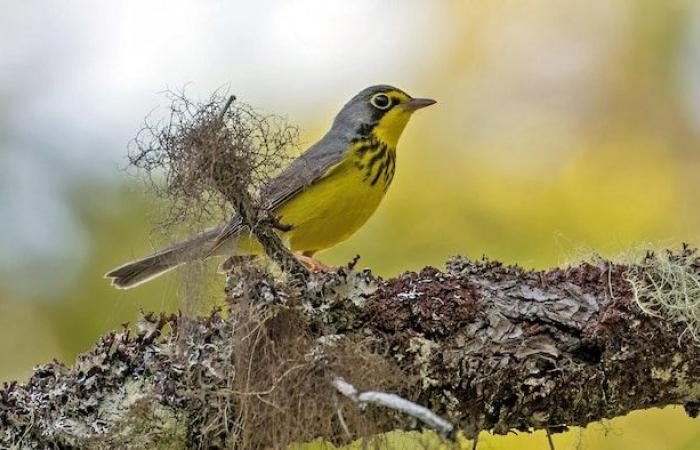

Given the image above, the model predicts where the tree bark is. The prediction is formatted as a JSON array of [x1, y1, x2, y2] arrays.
[[1, 253, 699, 449]]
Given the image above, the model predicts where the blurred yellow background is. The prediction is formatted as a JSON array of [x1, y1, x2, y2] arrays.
[[1, 1, 699, 448]]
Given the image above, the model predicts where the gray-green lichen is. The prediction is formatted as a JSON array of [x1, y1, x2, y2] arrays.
[[627, 246, 700, 343], [406, 336, 440, 390]]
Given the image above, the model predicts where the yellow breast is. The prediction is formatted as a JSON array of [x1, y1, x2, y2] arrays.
[[276, 139, 396, 254]]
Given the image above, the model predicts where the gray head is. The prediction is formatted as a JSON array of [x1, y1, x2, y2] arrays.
[[329, 85, 436, 141]]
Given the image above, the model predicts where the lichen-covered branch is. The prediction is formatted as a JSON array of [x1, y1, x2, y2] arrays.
[[2, 249, 700, 449]]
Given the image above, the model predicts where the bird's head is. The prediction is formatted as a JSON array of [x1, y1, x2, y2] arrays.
[[332, 85, 436, 148]]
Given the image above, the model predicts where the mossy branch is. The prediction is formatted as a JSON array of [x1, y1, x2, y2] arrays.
[[2, 249, 700, 449]]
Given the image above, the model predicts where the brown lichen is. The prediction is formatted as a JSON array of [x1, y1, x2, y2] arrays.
[[365, 267, 481, 337]]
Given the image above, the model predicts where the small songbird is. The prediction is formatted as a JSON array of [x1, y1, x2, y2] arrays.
[[106, 85, 436, 288]]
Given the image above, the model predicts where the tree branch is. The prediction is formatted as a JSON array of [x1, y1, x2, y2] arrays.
[[2, 250, 699, 448]]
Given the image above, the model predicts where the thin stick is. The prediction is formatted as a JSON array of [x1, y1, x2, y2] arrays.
[[546, 427, 555, 450], [218, 95, 236, 121], [332, 377, 455, 439], [336, 404, 351, 439]]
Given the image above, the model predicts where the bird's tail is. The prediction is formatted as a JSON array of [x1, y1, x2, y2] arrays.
[[105, 227, 222, 289]]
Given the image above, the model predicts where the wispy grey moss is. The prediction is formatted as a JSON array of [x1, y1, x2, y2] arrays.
[[627, 245, 700, 343]]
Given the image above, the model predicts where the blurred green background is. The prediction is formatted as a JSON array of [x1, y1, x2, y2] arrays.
[[1, 1, 699, 448]]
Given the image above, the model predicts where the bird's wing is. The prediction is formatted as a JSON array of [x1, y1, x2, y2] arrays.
[[209, 133, 349, 253], [262, 137, 348, 211]]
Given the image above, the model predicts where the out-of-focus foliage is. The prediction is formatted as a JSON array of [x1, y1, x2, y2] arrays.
[[296, 410, 700, 450], [1, 0, 699, 448]]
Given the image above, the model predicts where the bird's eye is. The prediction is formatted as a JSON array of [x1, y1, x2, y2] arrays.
[[370, 93, 392, 110]]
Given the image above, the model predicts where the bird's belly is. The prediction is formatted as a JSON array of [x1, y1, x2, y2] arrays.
[[276, 163, 388, 253]]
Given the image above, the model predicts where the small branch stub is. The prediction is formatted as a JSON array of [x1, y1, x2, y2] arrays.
[[332, 377, 455, 439]]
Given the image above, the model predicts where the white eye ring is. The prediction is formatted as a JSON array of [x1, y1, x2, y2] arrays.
[[370, 93, 392, 110]]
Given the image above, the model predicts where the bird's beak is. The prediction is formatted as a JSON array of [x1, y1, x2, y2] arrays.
[[404, 97, 437, 111]]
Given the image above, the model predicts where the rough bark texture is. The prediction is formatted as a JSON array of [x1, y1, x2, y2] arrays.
[[1, 253, 699, 449]]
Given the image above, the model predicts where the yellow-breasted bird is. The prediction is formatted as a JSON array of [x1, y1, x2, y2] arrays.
[[106, 85, 435, 288]]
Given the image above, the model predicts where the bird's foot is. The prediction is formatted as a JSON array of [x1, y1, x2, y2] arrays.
[[294, 253, 335, 272]]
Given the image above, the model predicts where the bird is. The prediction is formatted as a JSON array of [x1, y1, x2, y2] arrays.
[[106, 85, 436, 289]]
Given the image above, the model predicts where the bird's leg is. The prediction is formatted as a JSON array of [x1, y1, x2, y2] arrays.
[[294, 252, 334, 272]]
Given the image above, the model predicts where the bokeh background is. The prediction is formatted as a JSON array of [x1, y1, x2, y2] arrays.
[[1, 1, 699, 448]]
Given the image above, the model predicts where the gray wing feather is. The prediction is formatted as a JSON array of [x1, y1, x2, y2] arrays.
[[209, 131, 350, 251], [263, 133, 349, 210]]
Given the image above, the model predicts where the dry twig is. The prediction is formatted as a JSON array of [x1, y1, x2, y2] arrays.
[[332, 377, 455, 439]]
